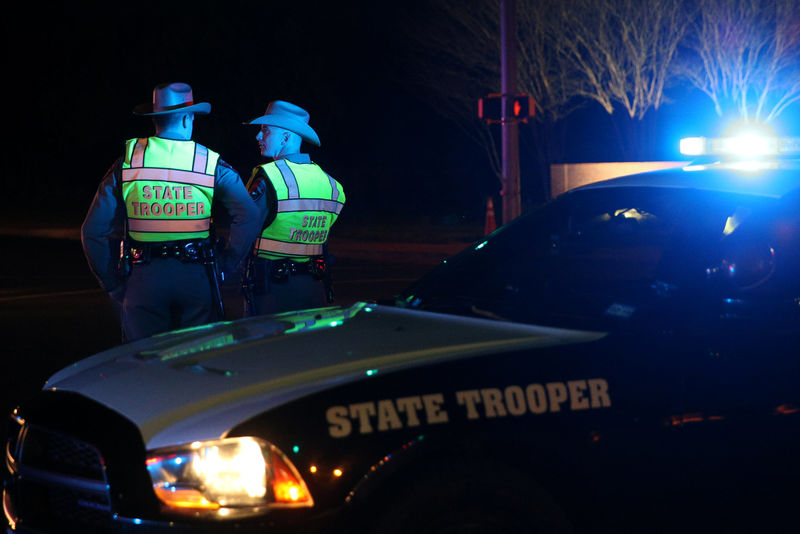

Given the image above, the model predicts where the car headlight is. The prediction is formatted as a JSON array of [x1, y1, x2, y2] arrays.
[[146, 436, 313, 514]]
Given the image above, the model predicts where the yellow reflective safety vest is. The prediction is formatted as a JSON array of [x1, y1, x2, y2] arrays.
[[121, 137, 218, 242], [249, 159, 345, 261]]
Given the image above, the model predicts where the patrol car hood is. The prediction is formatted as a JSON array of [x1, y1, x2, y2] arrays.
[[45, 303, 605, 449]]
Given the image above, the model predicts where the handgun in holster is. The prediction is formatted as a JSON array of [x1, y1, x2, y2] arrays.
[[242, 255, 257, 315], [318, 255, 334, 304], [202, 244, 226, 321], [118, 240, 132, 278]]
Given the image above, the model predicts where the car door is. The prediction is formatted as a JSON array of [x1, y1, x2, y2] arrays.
[[403, 190, 692, 525]]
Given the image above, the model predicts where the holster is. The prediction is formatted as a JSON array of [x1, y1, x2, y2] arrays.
[[243, 256, 268, 296], [118, 240, 132, 279], [242, 255, 262, 316]]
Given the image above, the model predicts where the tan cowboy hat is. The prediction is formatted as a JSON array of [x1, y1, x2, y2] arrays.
[[133, 82, 211, 116], [246, 100, 321, 146]]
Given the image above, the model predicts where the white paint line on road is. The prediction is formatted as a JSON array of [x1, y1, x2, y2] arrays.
[[0, 289, 102, 303], [336, 278, 416, 285]]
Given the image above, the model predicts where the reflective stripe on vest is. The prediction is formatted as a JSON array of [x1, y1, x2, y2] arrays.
[[121, 137, 218, 242], [250, 159, 345, 261], [255, 238, 324, 257], [277, 198, 344, 214]]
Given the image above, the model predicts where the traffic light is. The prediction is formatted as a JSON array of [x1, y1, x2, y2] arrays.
[[478, 93, 534, 123], [511, 95, 533, 119]]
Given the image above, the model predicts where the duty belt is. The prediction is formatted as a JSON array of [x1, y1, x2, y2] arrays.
[[264, 257, 327, 282], [128, 240, 214, 264]]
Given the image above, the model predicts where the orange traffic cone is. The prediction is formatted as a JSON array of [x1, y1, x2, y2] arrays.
[[484, 196, 497, 235]]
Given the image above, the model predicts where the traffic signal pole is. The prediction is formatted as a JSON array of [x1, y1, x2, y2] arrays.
[[500, 0, 521, 224]]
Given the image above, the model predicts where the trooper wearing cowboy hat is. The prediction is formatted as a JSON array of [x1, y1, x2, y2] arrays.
[[242, 100, 346, 316], [82, 82, 260, 342]]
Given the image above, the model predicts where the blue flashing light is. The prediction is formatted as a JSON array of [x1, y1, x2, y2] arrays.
[[723, 134, 774, 158], [133, 518, 143, 525], [680, 134, 800, 158], [680, 137, 706, 156]]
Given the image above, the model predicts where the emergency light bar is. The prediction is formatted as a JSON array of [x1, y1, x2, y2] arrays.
[[680, 135, 800, 157]]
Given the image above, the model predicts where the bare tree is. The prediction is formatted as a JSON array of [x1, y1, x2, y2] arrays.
[[514, 2, 585, 124], [397, 1, 503, 179], [412, 1, 588, 124], [516, 1, 587, 199], [402, 0, 694, 161], [399, 0, 586, 198], [680, 0, 800, 123], [553, 0, 692, 120]]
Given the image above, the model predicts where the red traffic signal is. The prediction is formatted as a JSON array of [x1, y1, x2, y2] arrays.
[[478, 94, 534, 122]]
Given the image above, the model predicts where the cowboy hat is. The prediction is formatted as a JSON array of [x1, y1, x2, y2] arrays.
[[133, 82, 211, 116], [246, 100, 321, 146]]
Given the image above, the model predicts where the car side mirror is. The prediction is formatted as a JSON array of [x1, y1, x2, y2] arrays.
[[706, 244, 776, 291]]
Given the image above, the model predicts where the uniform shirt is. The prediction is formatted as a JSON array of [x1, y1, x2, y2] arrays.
[[81, 145, 261, 293]]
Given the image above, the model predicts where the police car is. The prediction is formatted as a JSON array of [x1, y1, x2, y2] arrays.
[[5, 135, 800, 533]]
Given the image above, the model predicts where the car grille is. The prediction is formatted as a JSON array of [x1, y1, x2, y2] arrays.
[[21, 425, 107, 480], [8, 421, 113, 529]]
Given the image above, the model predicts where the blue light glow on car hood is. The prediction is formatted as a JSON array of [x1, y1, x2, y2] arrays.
[[575, 159, 800, 198], [44, 303, 605, 449]]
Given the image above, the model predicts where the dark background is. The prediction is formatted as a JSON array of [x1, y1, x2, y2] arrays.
[[3, 1, 498, 230]]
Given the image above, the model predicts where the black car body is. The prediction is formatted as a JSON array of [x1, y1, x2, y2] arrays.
[[5, 158, 800, 533]]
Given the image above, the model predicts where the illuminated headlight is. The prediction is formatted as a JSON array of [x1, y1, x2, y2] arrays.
[[146, 437, 313, 513]]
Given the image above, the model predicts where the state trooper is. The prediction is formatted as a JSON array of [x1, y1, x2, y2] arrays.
[[242, 100, 345, 316], [82, 82, 260, 342]]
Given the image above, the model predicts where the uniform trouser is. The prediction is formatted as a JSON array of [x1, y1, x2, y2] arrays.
[[122, 258, 216, 342], [246, 272, 328, 317]]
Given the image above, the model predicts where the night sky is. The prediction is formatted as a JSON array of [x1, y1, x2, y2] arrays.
[[5, 1, 496, 228]]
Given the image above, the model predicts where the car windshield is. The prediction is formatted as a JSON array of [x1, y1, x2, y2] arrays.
[[397, 186, 797, 331]]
